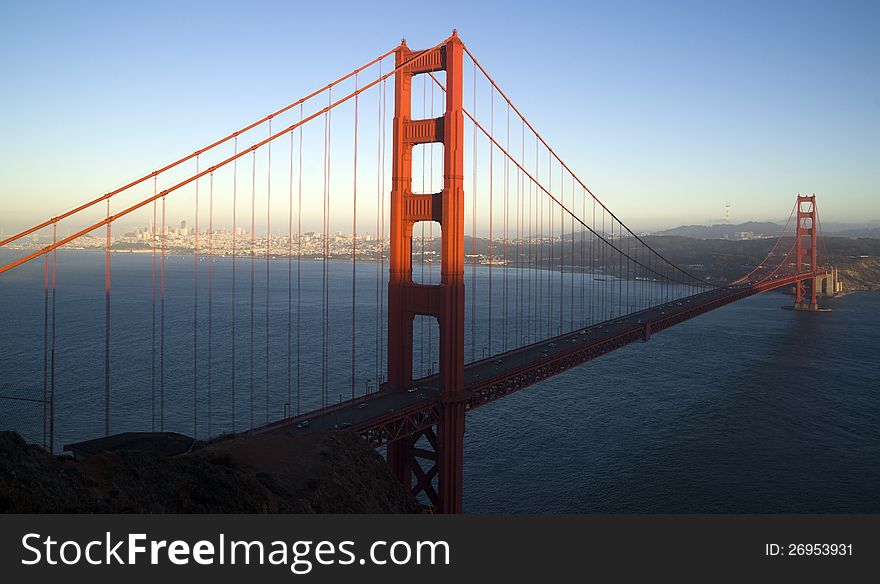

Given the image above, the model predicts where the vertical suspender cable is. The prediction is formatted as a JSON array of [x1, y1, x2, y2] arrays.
[[607, 212, 610, 317], [297, 105, 303, 413], [642, 233, 647, 309], [328, 89, 333, 403], [323, 98, 328, 406], [208, 172, 214, 436], [351, 75, 359, 399], [322, 94, 328, 406], [288, 130, 293, 416], [503, 102, 509, 351], [160, 195, 166, 431], [615, 219, 619, 318], [580, 184, 585, 326], [428, 78, 434, 370], [614, 220, 619, 316], [619, 220, 624, 315], [664, 254, 668, 304], [193, 158, 199, 437], [375, 64, 382, 390], [599, 209, 603, 321], [646, 230, 650, 308], [105, 199, 111, 436], [231, 137, 238, 431], [50, 225, 57, 453], [525, 123, 531, 343], [420, 76, 426, 375], [488, 86, 494, 355], [328, 90, 333, 403], [380, 79, 386, 382], [470, 61, 477, 363], [266, 120, 272, 424], [571, 175, 575, 329], [621, 222, 632, 314], [250, 150, 256, 428], [602, 210, 607, 320], [534, 135, 539, 339], [591, 198, 595, 325], [548, 152, 553, 336], [43, 255, 49, 447], [558, 161, 563, 332], [151, 180, 157, 431], [322, 88, 332, 407], [609, 219, 620, 318], [559, 165, 564, 333], [516, 118, 523, 346]]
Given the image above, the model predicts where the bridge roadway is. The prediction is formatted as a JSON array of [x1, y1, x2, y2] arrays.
[[255, 273, 805, 447]]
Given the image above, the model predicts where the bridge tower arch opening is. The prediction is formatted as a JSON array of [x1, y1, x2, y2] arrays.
[[386, 33, 466, 513]]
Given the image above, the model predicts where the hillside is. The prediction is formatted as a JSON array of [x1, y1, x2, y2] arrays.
[[651, 222, 880, 240], [0, 430, 421, 513], [653, 221, 782, 239], [640, 236, 880, 290], [458, 234, 880, 290]]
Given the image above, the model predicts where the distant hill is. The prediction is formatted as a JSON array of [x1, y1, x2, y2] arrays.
[[653, 221, 782, 239], [654, 220, 880, 240], [829, 227, 880, 239], [635, 235, 880, 289]]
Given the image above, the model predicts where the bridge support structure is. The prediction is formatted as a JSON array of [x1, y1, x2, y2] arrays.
[[386, 33, 466, 513], [794, 194, 819, 311], [814, 267, 841, 298]]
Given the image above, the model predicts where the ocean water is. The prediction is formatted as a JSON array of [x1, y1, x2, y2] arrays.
[[1, 250, 878, 512], [465, 287, 880, 512]]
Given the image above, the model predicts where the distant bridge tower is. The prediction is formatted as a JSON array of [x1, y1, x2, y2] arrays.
[[386, 33, 466, 513], [794, 194, 818, 310]]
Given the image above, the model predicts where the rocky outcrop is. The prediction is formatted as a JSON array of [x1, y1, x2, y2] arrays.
[[836, 257, 880, 292], [0, 430, 420, 513]]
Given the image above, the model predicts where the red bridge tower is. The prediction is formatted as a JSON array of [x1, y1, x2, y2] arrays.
[[386, 33, 466, 513], [794, 194, 819, 311]]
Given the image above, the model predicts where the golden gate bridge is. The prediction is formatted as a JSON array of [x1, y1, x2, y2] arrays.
[[0, 32, 836, 513]]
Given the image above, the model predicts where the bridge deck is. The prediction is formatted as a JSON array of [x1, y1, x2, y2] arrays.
[[255, 274, 805, 447]]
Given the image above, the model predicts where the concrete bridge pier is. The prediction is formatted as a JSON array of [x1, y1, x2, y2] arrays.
[[793, 268, 840, 311], [816, 267, 842, 297]]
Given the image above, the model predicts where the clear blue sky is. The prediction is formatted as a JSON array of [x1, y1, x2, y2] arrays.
[[1, 0, 877, 233]]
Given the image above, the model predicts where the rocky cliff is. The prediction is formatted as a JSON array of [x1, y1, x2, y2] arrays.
[[0, 430, 421, 513], [836, 257, 880, 292]]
